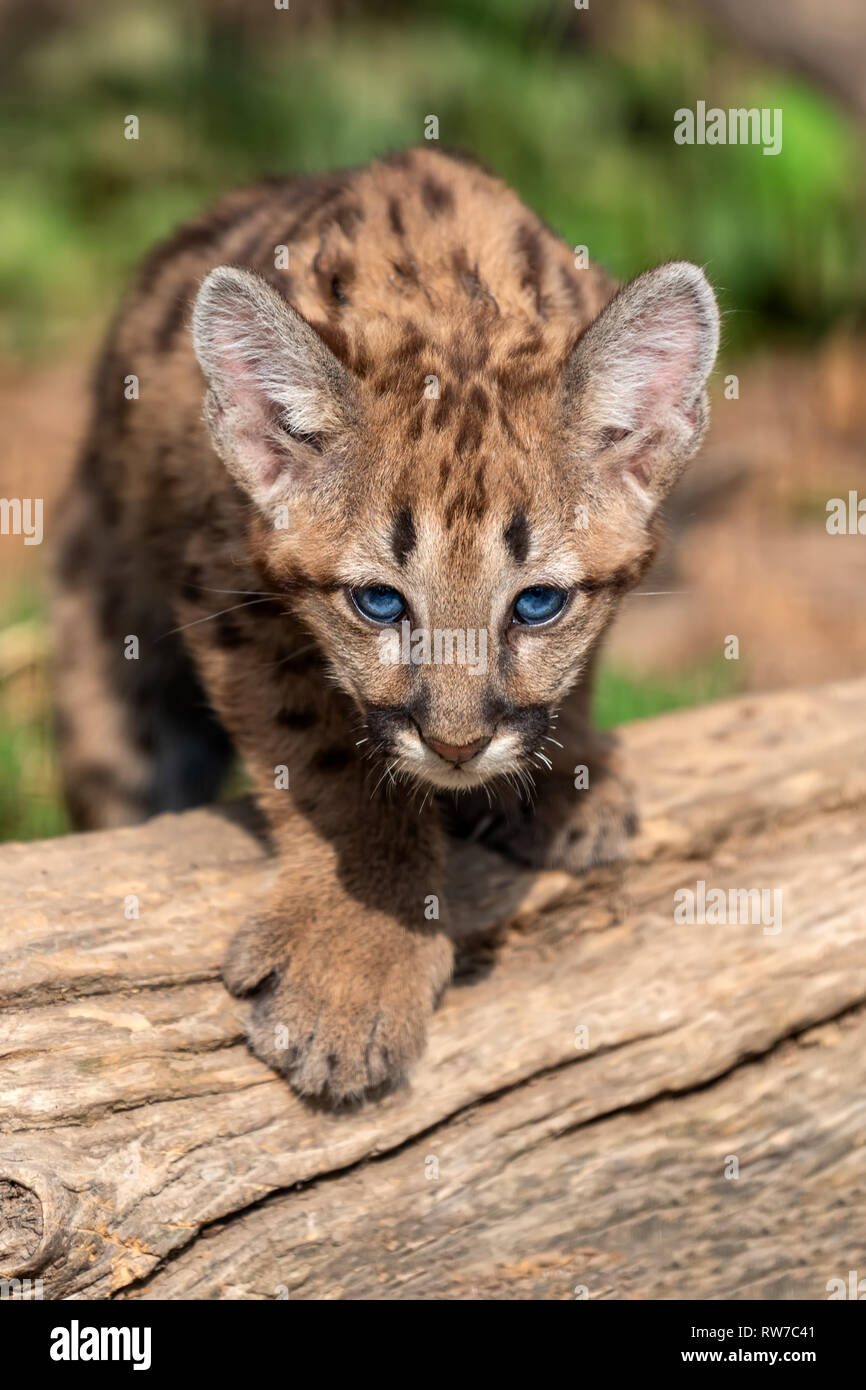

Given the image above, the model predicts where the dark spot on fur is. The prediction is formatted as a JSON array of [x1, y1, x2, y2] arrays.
[[233, 222, 269, 266], [90, 474, 121, 528], [510, 326, 545, 359], [421, 176, 454, 217], [504, 510, 531, 564], [180, 565, 203, 603], [559, 264, 586, 314], [388, 197, 405, 236], [332, 203, 364, 239], [91, 343, 133, 436], [246, 597, 286, 622], [506, 703, 550, 744], [215, 613, 245, 648], [323, 256, 354, 307], [492, 362, 550, 400], [382, 150, 414, 171], [371, 364, 413, 397], [449, 336, 491, 375], [277, 707, 317, 730], [397, 322, 426, 360], [454, 414, 484, 456], [390, 507, 417, 566], [467, 383, 490, 419], [469, 460, 487, 517], [444, 491, 463, 529], [515, 224, 546, 316], [497, 401, 520, 446], [390, 258, 421, 293], [431, 380, 457, 429], [309, 318, 351, 365], [56, 528, 92, 586], [350, 337, 372, 377], [311, 234, 331, 301], [451, 250, 499, 314], [445, 479, 486, 527], [154, 286, 191, 353], [406, 403, 425, 441], [314, 746, 353, 773]]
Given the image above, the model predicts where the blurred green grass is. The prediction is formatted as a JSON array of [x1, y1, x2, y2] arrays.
[[0, 588, 69, 841], [0, 710, 70, 841], [595, 659, 742, 729]]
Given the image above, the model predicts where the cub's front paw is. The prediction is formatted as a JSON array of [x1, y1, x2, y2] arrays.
[[222, 904, 453, 1103]]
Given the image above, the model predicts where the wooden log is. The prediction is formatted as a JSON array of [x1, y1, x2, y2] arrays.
[[1, 678, 865, 1300]]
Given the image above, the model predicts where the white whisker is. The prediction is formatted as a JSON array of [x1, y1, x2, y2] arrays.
[[164, 598, 271, 636]]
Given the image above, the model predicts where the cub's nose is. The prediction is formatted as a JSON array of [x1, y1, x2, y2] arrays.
[[425, 735, 491, 765]]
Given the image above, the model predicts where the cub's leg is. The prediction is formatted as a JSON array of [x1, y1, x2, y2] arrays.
[[179, 601, 453, 1102], [52, 485, 232, 830]]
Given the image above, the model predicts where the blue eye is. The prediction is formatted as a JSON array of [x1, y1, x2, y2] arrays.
[[513, 586, 568, 625], [351, 584, 407, 623]]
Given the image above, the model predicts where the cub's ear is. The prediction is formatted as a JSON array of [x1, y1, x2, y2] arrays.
[[192, 266, 356, 513], [564, 261, 719, 509]]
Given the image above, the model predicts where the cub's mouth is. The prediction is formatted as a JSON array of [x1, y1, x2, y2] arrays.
[[363, 704, 553, 792]]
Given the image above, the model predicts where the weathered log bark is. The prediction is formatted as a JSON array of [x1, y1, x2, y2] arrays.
[[1, 679, 865, 1300]]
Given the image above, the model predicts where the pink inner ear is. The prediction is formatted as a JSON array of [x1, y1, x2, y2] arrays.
[[210, 321, 292, 486], [625, 304, 701, 426], [212, 316, 268, 419]]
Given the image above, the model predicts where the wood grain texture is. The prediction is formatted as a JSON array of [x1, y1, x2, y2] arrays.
[[1, 678, 864, 1300]]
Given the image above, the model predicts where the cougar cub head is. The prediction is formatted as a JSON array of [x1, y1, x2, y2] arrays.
[[193, 260, 718, 791]]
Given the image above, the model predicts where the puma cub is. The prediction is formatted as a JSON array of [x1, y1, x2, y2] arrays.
[[55, 147, 719, 1101]]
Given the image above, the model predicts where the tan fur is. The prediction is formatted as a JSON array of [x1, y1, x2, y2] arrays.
[[53, 147, 718, 1101]]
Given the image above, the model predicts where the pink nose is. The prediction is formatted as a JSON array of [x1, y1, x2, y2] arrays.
[[425, 736, 490, 765]]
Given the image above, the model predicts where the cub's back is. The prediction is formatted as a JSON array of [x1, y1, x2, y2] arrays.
[[69, 148, 615, 591], [97, 146, 614, 453]]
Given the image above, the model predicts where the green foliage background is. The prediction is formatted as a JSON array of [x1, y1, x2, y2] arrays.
[[2, 0, 864, 358]]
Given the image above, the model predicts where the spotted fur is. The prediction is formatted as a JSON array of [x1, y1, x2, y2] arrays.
[[54, 147, 718, 1101]]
